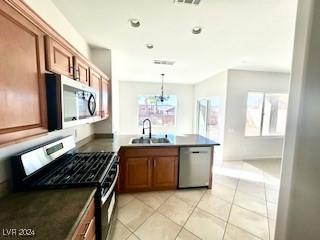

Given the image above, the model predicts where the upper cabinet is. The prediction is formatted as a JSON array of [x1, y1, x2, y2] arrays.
[[74, 56, 90, 85], [45, 37, 74, 78], [0, 1, 48, 145], [90, 68, 110, 118], [89, 68, 102, 116], [45, 36, 90, 85], [0, 0, 111, 146], [101, 77, 110, 119]]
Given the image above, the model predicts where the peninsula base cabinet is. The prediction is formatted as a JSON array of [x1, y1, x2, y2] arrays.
[[119, 147, 178, 192]]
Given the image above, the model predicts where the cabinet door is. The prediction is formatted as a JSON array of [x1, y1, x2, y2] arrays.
[[45, 36, 74, 78], [124, 157, 152, 191], [153, 156, 178, 188], [101, 78, 109, 118], [0, 1, 47, 145], [89, 69, 101, 115], [74, 57, 90, 85]]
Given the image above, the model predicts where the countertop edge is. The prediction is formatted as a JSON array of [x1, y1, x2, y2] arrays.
[[66, 188, 97, 240]]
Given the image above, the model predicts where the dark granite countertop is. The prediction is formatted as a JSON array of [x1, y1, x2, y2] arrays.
[[78, 134, 219, 153], [0, 188, 96, 240]]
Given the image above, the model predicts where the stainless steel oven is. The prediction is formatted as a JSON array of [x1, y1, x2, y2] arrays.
[[100, 164, 119, 240], [11, 136, 119, 240], [46, 74, 100, 131]]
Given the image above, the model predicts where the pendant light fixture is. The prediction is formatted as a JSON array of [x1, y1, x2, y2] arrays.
[[156, 73, 169, 102]]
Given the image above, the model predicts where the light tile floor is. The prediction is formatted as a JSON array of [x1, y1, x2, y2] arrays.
[[111, 159, 281, 240]]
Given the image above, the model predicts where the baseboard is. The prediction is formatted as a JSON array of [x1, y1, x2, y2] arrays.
[[94, 133, 114, 139], [224, 156, 282, 161]]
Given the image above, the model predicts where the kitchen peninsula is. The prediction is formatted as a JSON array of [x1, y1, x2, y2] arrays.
[[79, 134, 219, 193]]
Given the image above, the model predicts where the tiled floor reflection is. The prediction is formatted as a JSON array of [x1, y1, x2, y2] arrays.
[[111, 159, 280, 240]]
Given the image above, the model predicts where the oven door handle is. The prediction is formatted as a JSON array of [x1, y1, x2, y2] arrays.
[[101, 165, 119, 205]]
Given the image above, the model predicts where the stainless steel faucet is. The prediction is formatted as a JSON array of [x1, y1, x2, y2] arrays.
[[142, 119, 152, 139]]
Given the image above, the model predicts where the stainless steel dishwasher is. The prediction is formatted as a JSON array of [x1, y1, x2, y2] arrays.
[[179, 147, 212, 188]]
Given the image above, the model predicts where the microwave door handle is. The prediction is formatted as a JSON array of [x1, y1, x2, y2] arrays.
[[88, 93, 96, 116]]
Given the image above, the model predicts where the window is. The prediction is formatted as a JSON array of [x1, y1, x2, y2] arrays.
[[197, 97, 221, 141], [245, 92, 289, 136], [138, 95, 177, 127]]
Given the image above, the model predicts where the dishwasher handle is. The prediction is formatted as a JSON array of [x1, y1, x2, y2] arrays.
[[191, 151, 209, 154]]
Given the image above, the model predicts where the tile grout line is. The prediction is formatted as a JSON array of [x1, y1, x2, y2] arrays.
[[221, 169, 240, 240], [173, 189, 207, 240], [118, 195, 135, 209], [263, 172, 272, 240], [130, 191, 176, 238], [117, 161, 277, 240], [221, 165, 269, 240]]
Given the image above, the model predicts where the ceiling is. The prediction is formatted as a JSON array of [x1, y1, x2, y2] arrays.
[[52, 0, 297, 84]]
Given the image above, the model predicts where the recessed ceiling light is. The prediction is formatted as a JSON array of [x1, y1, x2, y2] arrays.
[[192, 26, 202, 34], [146, 44, 154, 49], [129, 18, 141, 28]]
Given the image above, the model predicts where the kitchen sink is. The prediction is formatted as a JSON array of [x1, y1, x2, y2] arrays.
[[130, 137, 171, 144], [130, 138, 152, 144], [151, 137, 171, 144]]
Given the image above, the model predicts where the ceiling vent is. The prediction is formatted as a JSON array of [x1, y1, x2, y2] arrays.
[[153, 60, 175, 65], [174, 0, 201, 5]]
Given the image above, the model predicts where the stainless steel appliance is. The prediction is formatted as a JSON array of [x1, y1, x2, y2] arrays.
[[11, 136, 118, 240], [179, 147, 212, 188], [46, 74, 100, 131]]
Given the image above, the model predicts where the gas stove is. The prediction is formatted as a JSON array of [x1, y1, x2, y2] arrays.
[[10, 136, 118, 240], [37, 152, 116, 186]]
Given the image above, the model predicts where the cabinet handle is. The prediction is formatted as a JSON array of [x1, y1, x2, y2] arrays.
[[80, 217, 94, 238]]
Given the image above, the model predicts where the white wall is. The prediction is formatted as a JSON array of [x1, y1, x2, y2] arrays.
[[118, 81, 194, 135], [25, 0, 90, 58], [276, 0, 320, 239], [0, 0, 94, 183], [223, 70, 290, 161]]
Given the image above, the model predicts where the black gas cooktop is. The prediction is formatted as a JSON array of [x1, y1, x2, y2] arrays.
[[36, 151, 116, 186]]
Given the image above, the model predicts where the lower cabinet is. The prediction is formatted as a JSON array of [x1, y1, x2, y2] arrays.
[[125, 157, 153, 191], [120, 147, 178, 192], [72, 198, 96, 240], [153, 156, 178, 188]]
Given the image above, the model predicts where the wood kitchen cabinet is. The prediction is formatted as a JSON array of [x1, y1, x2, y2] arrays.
[[101, 77, 110, 119], [72, 198, 96, 240], [153, 156, 178, 188], [124, 157, 153, 191], [89, 68, 101, 92], [45, 36, 74, 78], [89, 68, 101, 115], [119, 147, 178, 192], [46, 37, 90, 85], [74, 56, 90, 85], [0, 1, 48, 145], [0, 0, 112, 146]]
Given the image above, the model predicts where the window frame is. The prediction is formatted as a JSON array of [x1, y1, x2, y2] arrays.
[[245, 91, 288, 138], [137, 95, 178, 128], [196, 97, 221, 141]]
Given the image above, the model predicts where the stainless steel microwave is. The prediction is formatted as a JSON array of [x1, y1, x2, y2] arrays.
[[46, 74, 100, 131]]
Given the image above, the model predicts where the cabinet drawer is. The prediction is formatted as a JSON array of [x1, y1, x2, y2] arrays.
[[124, 147, 178, 157], [72, 199, 95, 240]]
